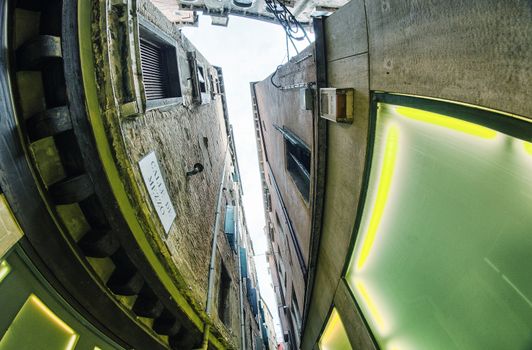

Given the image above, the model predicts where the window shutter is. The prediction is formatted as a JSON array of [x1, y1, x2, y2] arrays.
[[239, 247, 248, 278], [250, 288, 258, 316], [224, 205, 236, 250], [261, 324, 269, 346], [140, 39, 169, 100]]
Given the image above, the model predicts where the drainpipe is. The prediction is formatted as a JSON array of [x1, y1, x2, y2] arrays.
[[199, 149, 229, 350], [236, 203, 246, 350]]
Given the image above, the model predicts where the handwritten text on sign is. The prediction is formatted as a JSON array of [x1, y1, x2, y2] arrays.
[[139, 152, 176, 234]]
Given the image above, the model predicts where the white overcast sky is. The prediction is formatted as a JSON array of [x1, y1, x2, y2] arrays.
[[183, 14, 312, 340]]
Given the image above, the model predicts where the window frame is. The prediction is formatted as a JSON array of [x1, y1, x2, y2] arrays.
[[187, 51, 211, 105], [274, 125, 311, 202], [138, 17, 183, 110], [197, 65, 207, 93], [217, 262, 232, 327], [223, 205, 237, 252]]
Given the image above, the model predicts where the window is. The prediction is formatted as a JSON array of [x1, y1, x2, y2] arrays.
[[274, 125, 311, 201], [187, 52, 211, 105], [275, 211, 282, 229], [224, 205, 236, 251], [247, 281, 258, 317], [209, 71, 220, 97], [265, 190, 272, 212], [138, 20, 181, 109], [277, 259, 286, 293], [291, 292, 302, 333], [217, 263, 231, 327], [211, 66, 223, 96], [197, 66, 207, 93], [239, 247, 248, 278]]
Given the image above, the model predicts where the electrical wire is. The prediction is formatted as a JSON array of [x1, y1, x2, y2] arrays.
[[264, 0, 311, 45], [270, 65, 283, 88], [264, 0, 310, 90]]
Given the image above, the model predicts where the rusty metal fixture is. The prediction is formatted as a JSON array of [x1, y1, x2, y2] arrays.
[[186, 163, 204, 177]]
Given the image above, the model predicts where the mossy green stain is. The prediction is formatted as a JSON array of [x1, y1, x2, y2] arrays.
[[78, 2, 226, 349]]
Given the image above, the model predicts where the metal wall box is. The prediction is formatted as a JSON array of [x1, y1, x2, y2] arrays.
[[300, 87, 313, 110], [319, 88, 354, 123], [211, 15, 229, 27]]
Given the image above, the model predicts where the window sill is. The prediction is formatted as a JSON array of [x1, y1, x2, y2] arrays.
[[146, 97, 183, 111]]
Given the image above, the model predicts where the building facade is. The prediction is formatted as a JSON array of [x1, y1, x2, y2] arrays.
[[251, 43, 316, 349], [1, 0, 531, 349], [149, 0, 348, 28], [0, 0, 271, 349], [260, 296, 279, 350], [253, 1, 532, 349]]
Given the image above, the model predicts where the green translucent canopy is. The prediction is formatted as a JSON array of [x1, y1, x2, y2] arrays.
[[346, 100, 532, 350]]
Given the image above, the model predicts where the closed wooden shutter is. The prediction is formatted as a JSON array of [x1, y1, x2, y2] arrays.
[[139, 39, 169, 100]]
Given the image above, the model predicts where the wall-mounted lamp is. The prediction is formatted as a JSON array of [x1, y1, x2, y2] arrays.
[[186, 163, 204, 177]]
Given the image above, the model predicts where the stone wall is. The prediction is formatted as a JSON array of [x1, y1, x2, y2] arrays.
[[119, 2, 243, 347]]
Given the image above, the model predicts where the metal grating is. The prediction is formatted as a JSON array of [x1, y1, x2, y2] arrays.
[[140, 39, 169, 100]]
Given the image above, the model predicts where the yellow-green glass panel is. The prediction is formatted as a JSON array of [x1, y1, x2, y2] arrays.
[[346, 102, 532, 350], [0, 260, 11, 284], [318, 308, 352, 350], [0, 295, 79, 350]]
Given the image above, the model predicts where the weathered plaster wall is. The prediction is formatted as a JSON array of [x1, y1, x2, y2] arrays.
[[254, 44, 315, 267], [115, 2, 243, 347], [253, 46, 318, 347]]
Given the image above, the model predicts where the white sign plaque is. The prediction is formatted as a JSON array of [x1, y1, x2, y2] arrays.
[[138, 152, 176, 234]]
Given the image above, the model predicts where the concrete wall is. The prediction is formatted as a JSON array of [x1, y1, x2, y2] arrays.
[[253, 46, 315, 266], [301, 0, 532, 349]]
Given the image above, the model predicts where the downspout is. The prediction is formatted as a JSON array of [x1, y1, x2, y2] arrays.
[[199, 149, 229, 350], [236, 203, 246, 350], [300, 16, 328, 343]]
